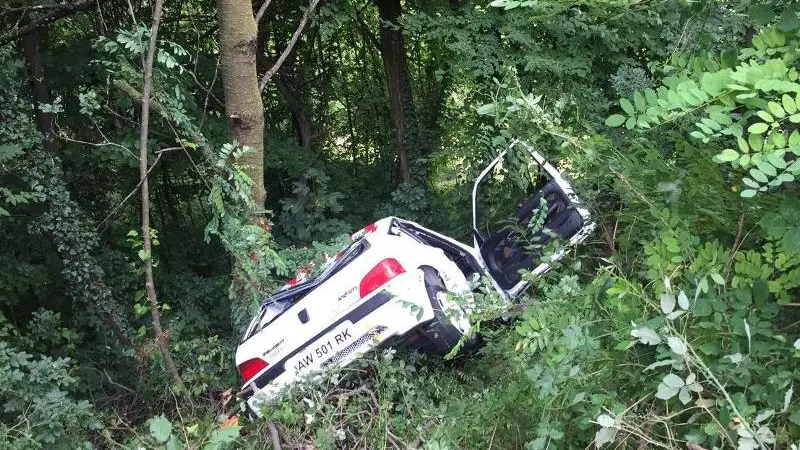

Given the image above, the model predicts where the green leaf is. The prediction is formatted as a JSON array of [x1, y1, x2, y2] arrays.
[[690, 130, 706, 140], [739, 154, 751, 167], [166, 435, 183, 450], [777, 9, 800, 32], [766, 152, 787, 169], [660, 292, 676, 314], [677, 290, 689, 310], [750, 168, 768, 183], [737, 137, 749, 153], [625, 116, 636, 130], [633, 91, 647, 112], [768, 102, 786, 118], [748, 122, 769, 134], [742, 177, 759, 188], [753, 279, 770, 304], [148, 415, 173, 443], [202, 426, 241, 450], [597, 414, 615, 428], [710, 110, 733, 125], [701, 117, 722, 131], [760, 198, 800, 254], [476, 104, 497, 115], [741, 189, 757, 198], [756, 160, 777, 176], [656, 382, 679, 400], [631, 326, 661, 345], [696, 122, 713, 134], [772, 132, 786, 149], [749, 133, 764, 152], [757, 111, 775, 123], [783, 94, 798, 114], [789, 130, 800, 147], [679, 89, 703, 106], [663, 373, 685, 388], [667, 336, 687, 355], [749, 5, 775, 25], [605, 114, 626, 127], [620, 98, 635, 115], [789, 113, 800, 123], [710, 272, 725, 285], [645, 89, 658, 106], [716, 149, 739, 162]]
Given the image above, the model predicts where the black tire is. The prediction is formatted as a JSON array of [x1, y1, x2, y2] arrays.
[[419, 266, 474, 355]]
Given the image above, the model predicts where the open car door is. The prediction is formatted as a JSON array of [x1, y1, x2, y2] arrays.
[[472, 140, 594, 298]]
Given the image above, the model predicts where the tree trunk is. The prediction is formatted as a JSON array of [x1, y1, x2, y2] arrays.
[[275, 76, 313, 148], [21, 30, 56, 154], [138, 0, 190, 396], [216, 0, 266, 208], [376, 0, 417, 182]]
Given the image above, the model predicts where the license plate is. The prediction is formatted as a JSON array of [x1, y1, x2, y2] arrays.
[[285, 321, 354, 376]]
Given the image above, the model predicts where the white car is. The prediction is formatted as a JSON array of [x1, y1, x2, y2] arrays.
[[236, 141, 594, 415]]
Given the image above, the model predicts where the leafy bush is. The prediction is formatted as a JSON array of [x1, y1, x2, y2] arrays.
[[0, 333, 99, 449]]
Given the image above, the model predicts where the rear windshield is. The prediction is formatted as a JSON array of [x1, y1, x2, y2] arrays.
[[241, 238, 368, 342]]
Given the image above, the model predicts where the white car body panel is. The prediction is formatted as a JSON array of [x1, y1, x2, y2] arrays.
[[238, 218, 473, 414]]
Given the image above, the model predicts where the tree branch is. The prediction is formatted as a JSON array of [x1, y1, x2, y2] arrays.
[[354, 7, 380, 51], [137, 0, 190, 397], [0, 0, 95, 45], [258, 0, 321, 91], [254, 0, 273, 23]]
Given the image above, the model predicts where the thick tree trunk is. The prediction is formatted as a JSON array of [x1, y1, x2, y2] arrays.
[[376, 0, 417, 182], [216, 0, 266, 208]]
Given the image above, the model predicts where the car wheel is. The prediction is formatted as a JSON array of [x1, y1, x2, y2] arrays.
[[420, 266, 473, 355]]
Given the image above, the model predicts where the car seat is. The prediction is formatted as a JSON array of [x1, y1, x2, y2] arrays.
[[480, 180, 583, 290]]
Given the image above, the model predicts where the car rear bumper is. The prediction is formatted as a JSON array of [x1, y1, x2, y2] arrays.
[[242, 269, 445, 415]]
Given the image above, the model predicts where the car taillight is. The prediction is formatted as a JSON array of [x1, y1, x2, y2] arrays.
[[359, 258, 405, 297], [238, 358, 268, 383]]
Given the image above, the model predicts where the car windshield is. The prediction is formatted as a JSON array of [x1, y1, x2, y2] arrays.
[[240, 238, 368, 342]]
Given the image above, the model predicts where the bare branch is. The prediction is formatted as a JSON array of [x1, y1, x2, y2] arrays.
[[258, 0, 321, 91]]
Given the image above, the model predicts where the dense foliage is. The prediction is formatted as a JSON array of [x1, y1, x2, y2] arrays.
[[1, 0, 798, 449]]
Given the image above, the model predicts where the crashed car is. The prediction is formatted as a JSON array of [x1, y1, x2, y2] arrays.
[[236, 140, 594, 414]]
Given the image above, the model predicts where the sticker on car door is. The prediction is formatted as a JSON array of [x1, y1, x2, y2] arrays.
[[285, 321, 354, 376]]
